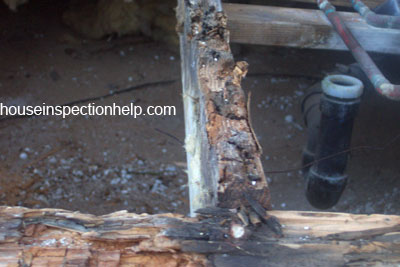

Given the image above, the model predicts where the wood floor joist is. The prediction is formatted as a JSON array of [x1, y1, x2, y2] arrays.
[[0, 207, 399, 266], [281, 0, 384, 8], [224, 3, 400, 54]]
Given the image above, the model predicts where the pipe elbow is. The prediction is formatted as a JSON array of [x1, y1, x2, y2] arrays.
[[378, 83, 400, 100]]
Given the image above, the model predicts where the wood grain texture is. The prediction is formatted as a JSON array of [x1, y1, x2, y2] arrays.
[[224, 3, 400, 54], [177, 0, 271, 216], [281, 0, 384, 8], [0, 207, 208, 266], [0, 206, 399, 266]]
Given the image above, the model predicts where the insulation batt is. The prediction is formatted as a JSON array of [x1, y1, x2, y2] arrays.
[[2, 0, 178, 44], [63, 0, 178, 44]]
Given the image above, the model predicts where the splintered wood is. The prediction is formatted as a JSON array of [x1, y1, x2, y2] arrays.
[[0, 207, 207, 266], [0, 207, 399, 266], [177, 0, 270, 216]]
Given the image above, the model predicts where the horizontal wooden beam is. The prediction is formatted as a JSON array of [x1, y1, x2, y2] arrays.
[[224, 3, 400, 54], [283, 0, 384, 8], [0, 206, 399, 266]]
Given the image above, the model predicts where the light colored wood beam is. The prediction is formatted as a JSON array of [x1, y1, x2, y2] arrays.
[[224, 3, 400, 54], [283, 0, 384, 8]]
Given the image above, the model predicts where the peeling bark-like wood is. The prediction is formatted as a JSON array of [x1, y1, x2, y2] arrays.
[[224, 3, 400, 54], [0, 207, 207, 266], [0, 207, 399, 266], [178, 0, 271, 217]]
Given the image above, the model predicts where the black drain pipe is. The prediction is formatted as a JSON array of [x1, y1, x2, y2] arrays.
[[301, 85, 322, 172], [304, 75, 363, 209]]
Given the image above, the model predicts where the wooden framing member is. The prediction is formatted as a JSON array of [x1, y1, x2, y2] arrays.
[[282, 0, 384, 8], [173, 1, 399, 264], [0, 0, 398, 265], [224, 3, 400, 54], [0, 207, 399, 266], [177, 0, 272, 218]]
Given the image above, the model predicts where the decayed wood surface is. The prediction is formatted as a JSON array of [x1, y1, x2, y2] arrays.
[[177, 0, 271, 216], [0, 206, 399, 266], [224, 3, 400, 54]]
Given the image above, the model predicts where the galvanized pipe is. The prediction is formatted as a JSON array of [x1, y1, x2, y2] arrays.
[[318, 0, 400, 100]]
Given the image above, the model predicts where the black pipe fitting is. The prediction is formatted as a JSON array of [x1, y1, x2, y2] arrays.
[[303, 75, 363, 209]]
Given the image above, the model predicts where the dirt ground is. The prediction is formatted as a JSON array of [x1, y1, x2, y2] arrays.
[[0, 0, 399, 216]]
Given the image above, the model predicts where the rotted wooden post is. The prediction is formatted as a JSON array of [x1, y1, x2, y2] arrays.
[[177, 0, 271, 218]]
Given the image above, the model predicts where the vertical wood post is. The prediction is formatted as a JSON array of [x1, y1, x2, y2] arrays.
[[177, 0, 271, 216]]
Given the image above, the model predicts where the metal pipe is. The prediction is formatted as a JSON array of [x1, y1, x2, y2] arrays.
[[318, 0, 400, 100], [350, 0, 400, 29]]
